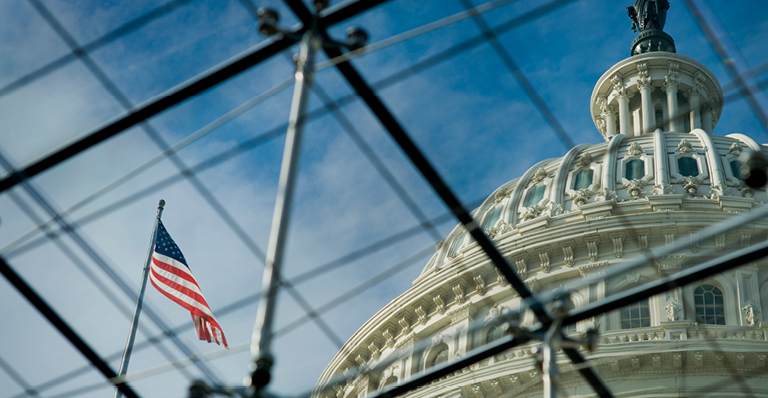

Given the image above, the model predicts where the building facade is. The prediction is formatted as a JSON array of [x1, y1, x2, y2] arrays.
[[318, 4, 768, 397]]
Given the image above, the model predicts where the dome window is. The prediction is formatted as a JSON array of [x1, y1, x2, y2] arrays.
[[573, 169, 594, 190], [426, 344, 449, 369], [677, 157, 699, 177], [694, 284, 725, 325], [482, 206, 503, 231], [447, 231, 468, 257], [523, 184, 546, 207], [486, 323, 505, 344], [625, 159, 645, 180], [620, 298, 651, 329], [730, 160, 743, 180]]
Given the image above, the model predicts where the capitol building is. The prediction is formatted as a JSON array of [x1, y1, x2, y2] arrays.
[[317, 2, 768, 397]]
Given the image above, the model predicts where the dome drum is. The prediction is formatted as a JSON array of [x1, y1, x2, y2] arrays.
[[591, 53, 723, 139]]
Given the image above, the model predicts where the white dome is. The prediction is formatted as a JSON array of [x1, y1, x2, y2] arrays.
[[317, 23, 768, 398]]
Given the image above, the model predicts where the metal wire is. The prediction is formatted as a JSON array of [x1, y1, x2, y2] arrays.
[[682, 0, 768, 135], [0, 0, 200, 98], [457, 0, 575, 150]]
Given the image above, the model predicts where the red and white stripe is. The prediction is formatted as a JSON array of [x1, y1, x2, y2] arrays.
[[150, 251, 228, 349]]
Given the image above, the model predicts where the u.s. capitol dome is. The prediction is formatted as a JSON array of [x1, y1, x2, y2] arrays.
[[317, 3, 768, 397]]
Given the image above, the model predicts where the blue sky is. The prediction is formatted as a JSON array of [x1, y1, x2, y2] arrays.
[[0, 0, 767, 397]]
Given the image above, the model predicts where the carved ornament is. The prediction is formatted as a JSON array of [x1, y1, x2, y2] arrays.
[[625, 179, 646, 199], [677, 139, 693, 153], [571, 189, 594, 207], [627, 142, 644, 156]]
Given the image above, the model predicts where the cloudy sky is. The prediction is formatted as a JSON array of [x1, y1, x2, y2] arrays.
[[0, 0, 767, 397]]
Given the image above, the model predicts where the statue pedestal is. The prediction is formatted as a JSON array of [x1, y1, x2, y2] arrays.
[[631, 29, 676, 55]]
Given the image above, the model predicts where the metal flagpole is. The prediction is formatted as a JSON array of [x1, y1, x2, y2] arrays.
[[248, 26, 319, 394], [114, 199, 165, 398]]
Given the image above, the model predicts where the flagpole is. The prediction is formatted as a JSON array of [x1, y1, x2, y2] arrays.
[[114, 199, 165, 398]]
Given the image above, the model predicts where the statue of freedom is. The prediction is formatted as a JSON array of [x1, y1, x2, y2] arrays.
[[627, 0, 670, 32]]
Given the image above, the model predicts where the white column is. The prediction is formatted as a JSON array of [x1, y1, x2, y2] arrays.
[[701, 103, 713, 134], [664, 83, 680, 132], [633, 108, 642, 137], [664, 63, 681, 133], [617, 94, 631, 136], [603, 104, 618, 138], [637, 63, 654, 134], [612, 74, 631, 136], [689, 93, 701, 130]]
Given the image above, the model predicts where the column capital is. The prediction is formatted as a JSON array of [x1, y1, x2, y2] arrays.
[[636, 62, 653, 90]]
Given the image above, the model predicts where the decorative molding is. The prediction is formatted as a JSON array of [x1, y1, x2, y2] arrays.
[[579, 261, 610, 277], [665, 298, 682, 321], [758, 353, 766, 367], [577, 152, 594, 168], [610, 359, 620, 372], [638, 234, 649, 252], [716, 234, 726, 252], [677, 139, 693, 153], [368, 342, 380, 361], [571, 188, 594, 207], [539, 251, 551, 273], [415, 306, 428, 325], [473, 275, 487, 296], [673, 352, 683, 368], [627, 142, 644, 156], [653, 182, 674, 195], [515, 258, 528, 280], [737, 353, 746, 367], [495, 268, 508, 287], [434, 294, 446, 315], [529, 167, 549, 186], [625, 179, 645, 199], [682, 176, 701, 196], [631, 356, 641, 370], [447, 302, 476, 324], [652, 354, 661, 369], [636, 62, 652, 90], [587, 240, 599, 262], [490, 380, 502, 395], [611, 73, 629, 98], [398, 317, 412, 335], [741, 233, 752, 248], [694, 351, 703, 368], [510, 374, 522, 388], [563, 245, 575, 267], [383, 329, 395, 348], [612, 237, 624, 258], [742, 303, 759, 326], [729, 142, 742, 156], [453, 284, 465, 305]]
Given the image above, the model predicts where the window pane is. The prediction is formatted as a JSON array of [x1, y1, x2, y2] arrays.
[[524, 185, 546, 207], [482, 206, 503, 230], [626, 159, 645, 180], [620, 299, 650, 329], [694, 284, 725, 325], [573, 169, 594, 190], [678, 157, 699, 177], [449, 232, 467, 256], [731, 160, 743, 180]]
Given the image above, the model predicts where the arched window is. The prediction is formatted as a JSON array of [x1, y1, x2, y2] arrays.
[[730, 160, 743, 180], [678, 157, 699, 177], [524, 184, 546, 207], [482, 206, 503, 231], [448, 231, 467, 257], [625, 159, 645, 180], [694, 284, 725, 325], [573, 169, 594, 190], [381, 376, 397, 389], [620, 298, 651, 329], [486, 323, 505, 344], [427, 345, 449, 369]]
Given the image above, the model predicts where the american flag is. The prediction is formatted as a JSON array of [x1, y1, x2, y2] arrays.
[[149, 221, 228, 349]]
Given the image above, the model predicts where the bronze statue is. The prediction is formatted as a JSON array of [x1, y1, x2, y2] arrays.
[[627, 0, 670, 32]]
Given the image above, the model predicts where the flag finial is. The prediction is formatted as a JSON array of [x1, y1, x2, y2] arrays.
[[158, 199, 165, 208]]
